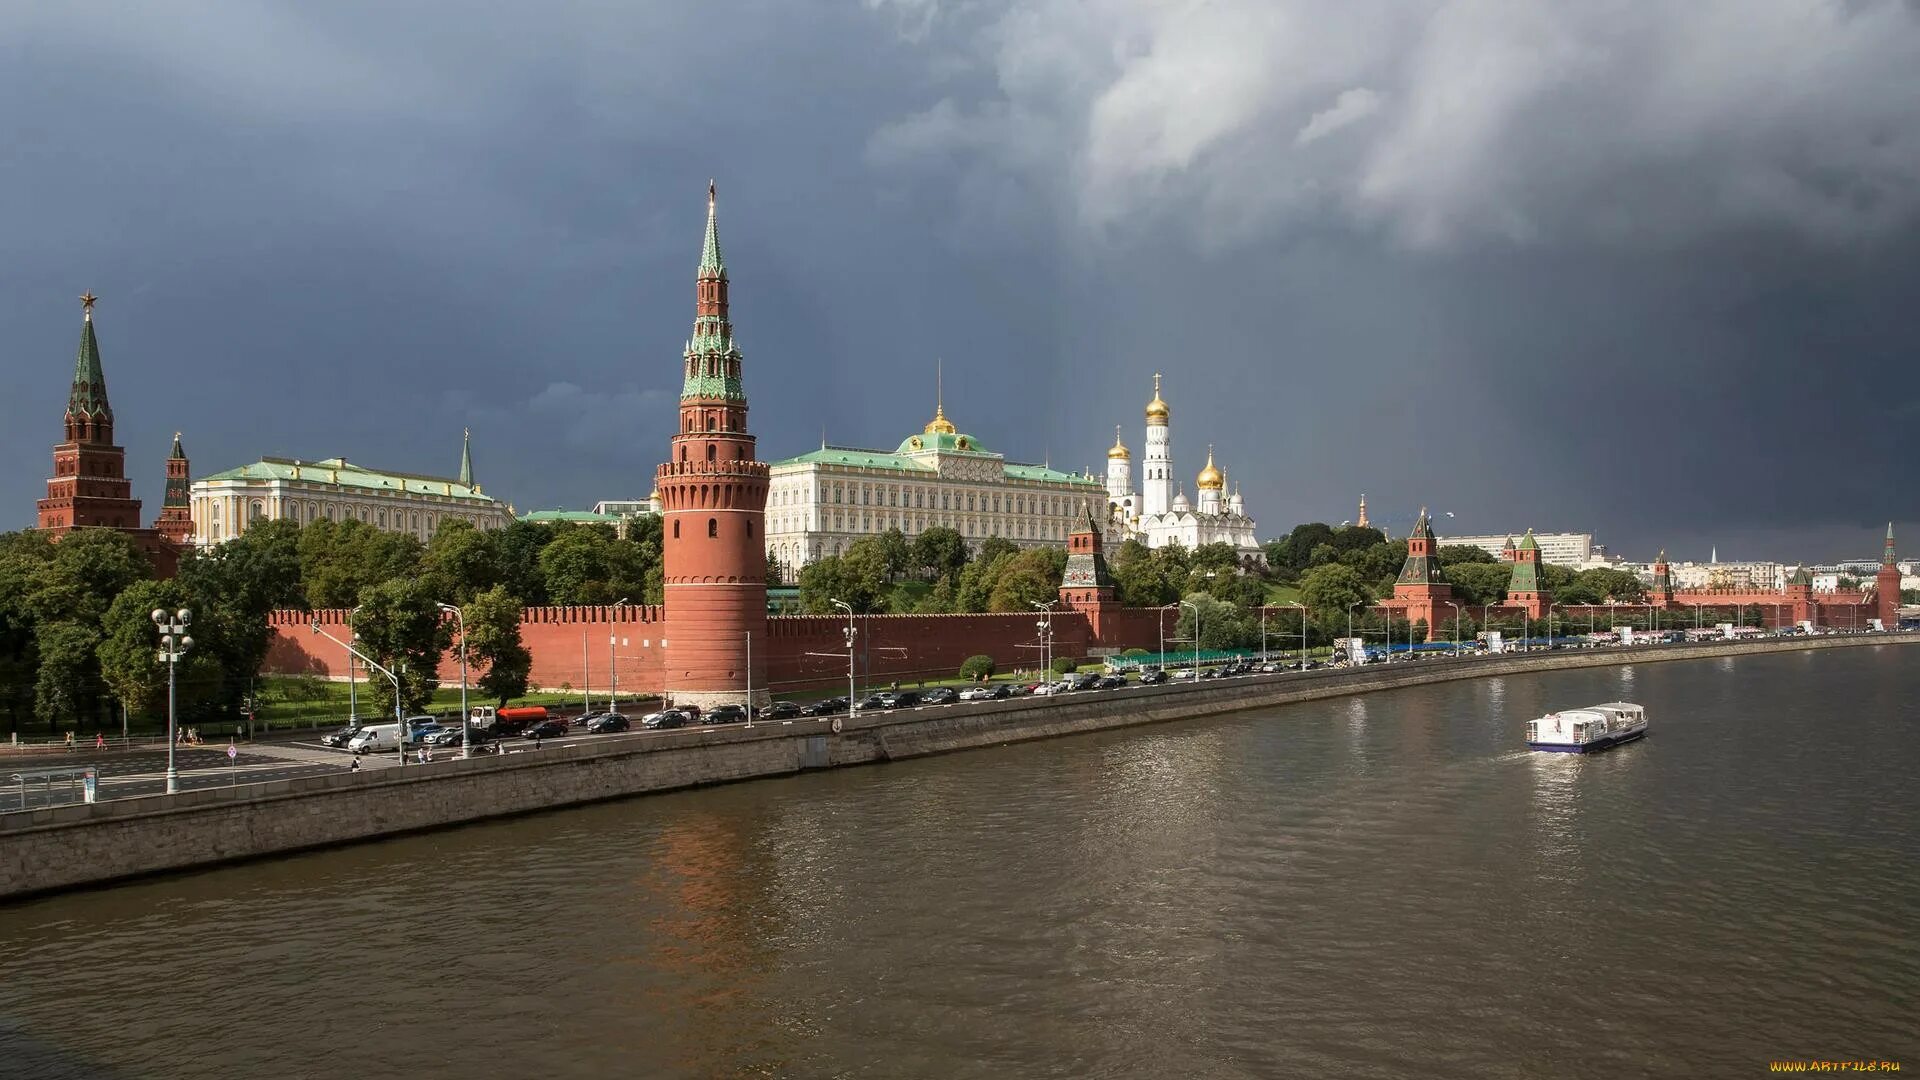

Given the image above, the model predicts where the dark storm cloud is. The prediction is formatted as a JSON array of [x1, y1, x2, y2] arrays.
[[2, 1, 1916, 561]]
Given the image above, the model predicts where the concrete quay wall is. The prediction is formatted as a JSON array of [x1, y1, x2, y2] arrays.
[[5, 633, 1912, 902]]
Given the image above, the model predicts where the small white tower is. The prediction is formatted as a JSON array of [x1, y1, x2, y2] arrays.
[[1105, 425, 1135, 521], [1196, 445, 1224, 515], [1141, 373, 1172, 518]]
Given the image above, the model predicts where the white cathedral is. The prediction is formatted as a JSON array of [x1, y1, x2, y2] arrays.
[[1104, 374, 1263, 561]]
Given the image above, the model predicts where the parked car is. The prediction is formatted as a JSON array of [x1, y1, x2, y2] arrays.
[[571, 711, 604, 728], [958, 685, 1006, 702], [641, 709, 689, 730], [523, 718, 570, 739], [853, 694, 890, 712], [320, 724, 362, 748], [758, 700, 802, 720], [1093, 675, 1126, 690], [1171, 668, 1196, 681], [423, 727, 465, 746], [800, 698, 848, 717], [1139, 669, 1170, 685], [919, 687, 959, 705], [705, 704, 749, 725], [1010, 682, 1041, 696], [1069, 674, 1100, 691], [347, 723, 401, 755], [587, 713, 630, 734], [401, 720, 444, 745]]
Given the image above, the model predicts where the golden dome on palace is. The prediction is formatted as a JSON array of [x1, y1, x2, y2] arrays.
[[1107, 426, 1130, 460], [924, 402, 956, 436], [1196, 445, 1224, 490], [1145, 372, 1169, 423]]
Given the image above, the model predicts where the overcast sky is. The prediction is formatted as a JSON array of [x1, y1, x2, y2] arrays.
[[4, 0, 1917, 562]]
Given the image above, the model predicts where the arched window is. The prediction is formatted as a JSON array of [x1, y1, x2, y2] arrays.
[[680, 446, 688, 462], [746, 521, 753, 538], [707, 416, 716, 431], [673, 521, 681, 538], [707, 444, 716, 462], [708, 518, 718, 538]]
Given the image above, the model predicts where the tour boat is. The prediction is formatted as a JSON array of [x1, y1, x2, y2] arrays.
[[1525, 702, 1647, 753]]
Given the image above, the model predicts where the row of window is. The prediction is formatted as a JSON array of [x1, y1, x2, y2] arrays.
[[669, 518, 752, 539], [197, 497, 491, 541], [767, 512, 1067, 542], [770, 482, 1082, 516]]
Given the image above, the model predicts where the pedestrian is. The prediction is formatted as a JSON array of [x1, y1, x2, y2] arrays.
[[65, 731, 74, 751], [95, 732, 105, 751], [351, 756, 361, 773], [534, 733, 542, 750]]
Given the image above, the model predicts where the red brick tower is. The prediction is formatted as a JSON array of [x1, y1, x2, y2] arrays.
[[657, 183, 770, 708], [1876, 522, 1901, 630], [1648, 549, 1674, 608], [1391, 507, 1455, 641], [37, 293, 145, 535], [1061, 501, 1120, 639], [1506, 528, 1549, 618], [152, 432, 194, 546]]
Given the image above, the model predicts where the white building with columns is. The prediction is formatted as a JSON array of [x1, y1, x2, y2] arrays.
[[763, 397, 1106, 580], [1104, 374, 1262, 560], [189, 432, 509, 546]]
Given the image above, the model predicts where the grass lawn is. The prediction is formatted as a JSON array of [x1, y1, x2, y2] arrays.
[[248, 677, 663, 732], [1264, 582, 1304, 605]]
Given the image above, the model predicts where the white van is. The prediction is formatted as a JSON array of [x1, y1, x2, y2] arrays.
[[347, 723, 401, 755]]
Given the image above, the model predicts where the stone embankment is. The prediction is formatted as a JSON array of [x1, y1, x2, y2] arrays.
[[3, 633, 1912, 901]]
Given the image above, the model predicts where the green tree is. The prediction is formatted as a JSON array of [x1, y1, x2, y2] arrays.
[[1439, 544, 1498, 565], [954, 552, 1011, 613], [1445, 562, 1513, 607], [875, 527, 911, 578], [975, 535, 1020, 568], [351, 577, 452, 716], [958, 654, 995, 681], [0, 532, 53, 733], [299, 518, 418, 609], [986, 548, 1063, 612], [1557, 568, 1648, 606], [627, 514, 665, 605], [911, 526, 969, 583], [537, 526, 613, 605], [425, 519, 501, 603], [97, 579, 222, 722], [1282, 523, 1336, 570], [1331, 525, 1386, 554], [28, 527, 151, 625], [1112, 539, 1176, 607], [1173, 592, 1254, 651], [464, 585, 531, 707], [34, 620, 102, 732], [493, 519, 557, 605], [1299, 563, 1374, 629]]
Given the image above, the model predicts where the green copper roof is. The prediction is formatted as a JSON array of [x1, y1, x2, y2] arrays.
[[519, 509, 621, 524], [458, 430, 473, 488], [169, 432, 185, 459], [700, 181, 725, 278], [68, 316, 111, 419], [1789, 567, 1813, 586], [1516, 528, 1539, 552], [1006, 463, 1098, 486], [1396, 507, 1447, 585], [1885, 521, 1898, 566], [199, 457, 495, 501], [895, 430, 993, 455], [1508, 555, 1539, 594], [776, 447, 935, 473]]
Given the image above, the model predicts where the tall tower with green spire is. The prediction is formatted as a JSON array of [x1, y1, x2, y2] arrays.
[[1876, 522, 1901, 630], [38, 292, 145, 536], [658, 181, 770, 708]]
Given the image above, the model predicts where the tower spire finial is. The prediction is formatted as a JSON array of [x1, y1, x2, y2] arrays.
[[80, 291, 97, 321], [700, 179, 725, 275], [458, 427, 474, 488]]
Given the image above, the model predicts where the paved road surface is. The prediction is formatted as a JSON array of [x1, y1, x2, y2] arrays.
[[5, 746, 351, 810]]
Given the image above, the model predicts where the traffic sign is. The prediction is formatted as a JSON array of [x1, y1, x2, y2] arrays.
[[227, 743, 238, 761]]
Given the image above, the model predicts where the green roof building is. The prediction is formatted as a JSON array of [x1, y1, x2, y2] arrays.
[[762, 389, 1104, 578], [191, 437, 508, 546]]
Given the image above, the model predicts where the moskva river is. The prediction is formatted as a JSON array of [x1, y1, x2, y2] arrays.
[[3, 647, 1915, 1078]]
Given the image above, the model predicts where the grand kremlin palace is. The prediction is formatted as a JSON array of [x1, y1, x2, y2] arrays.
[[763, 401, 1104, 579]]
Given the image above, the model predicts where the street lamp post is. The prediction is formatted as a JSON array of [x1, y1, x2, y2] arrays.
[[1180, 599, 1201, 675], [151, 608, 192, 795], [347, 605, 363, 723], [744, 630, 754, 725], [611, 597, 630, 714], [831, 599, 856, 712], [309, 620, 405, 766], [436, 603, 470, 760], [1032, 601, 1056, 686], [1445, 601, 1463, 657]]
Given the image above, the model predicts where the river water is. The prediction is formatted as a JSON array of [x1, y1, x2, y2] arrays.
[[3, 647, 1915, 1079]]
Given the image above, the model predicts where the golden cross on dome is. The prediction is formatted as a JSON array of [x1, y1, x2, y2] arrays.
[[80, 291, 98, 319]]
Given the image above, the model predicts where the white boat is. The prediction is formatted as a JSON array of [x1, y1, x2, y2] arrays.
[[1525, 702, 1647, 754]]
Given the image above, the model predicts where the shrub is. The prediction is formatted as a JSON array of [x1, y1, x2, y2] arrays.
[[1121, 647, 1151, 658], [1049, 656, 1079, 675], [958, 654, 996, 681]]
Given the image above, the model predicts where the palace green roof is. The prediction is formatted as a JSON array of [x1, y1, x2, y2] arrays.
[[519, 509, 622, 524], [770, 444, 1098, 487], [199, 457, 494, 501]]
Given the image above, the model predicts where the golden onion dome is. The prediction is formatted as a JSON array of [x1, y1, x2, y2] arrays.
[[924, 401, 956, 436], [648, 487, 660, 502], [1107, 425, 1130, 460], [1145, 372, 1169, 424], [1196, 445, 1224, 491]]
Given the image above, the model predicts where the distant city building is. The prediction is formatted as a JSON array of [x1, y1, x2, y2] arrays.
[[32, 293, 181, 574], [1441, 531, 1614, 568], [763, 390, 1103, 579], [191, 430, 507, 545], [1104, 374, 1262, 560], [591, 495, 663, 517], [1666, 560, 1786, 591]]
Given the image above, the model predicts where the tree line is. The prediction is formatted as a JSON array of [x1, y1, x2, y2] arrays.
[[0, 515, 665, 736]]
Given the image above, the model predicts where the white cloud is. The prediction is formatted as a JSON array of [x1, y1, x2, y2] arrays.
[[1296, 88, 1384, 146], [864, 0, 1920, 250]]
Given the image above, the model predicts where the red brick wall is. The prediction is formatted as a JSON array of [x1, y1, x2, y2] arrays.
[[263, 603, 1174, 699]]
